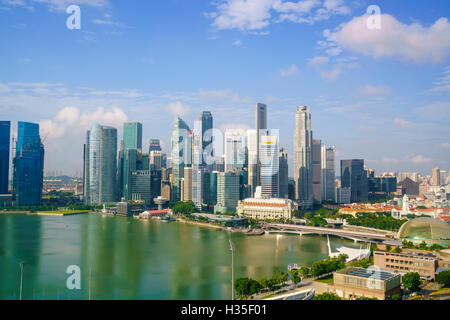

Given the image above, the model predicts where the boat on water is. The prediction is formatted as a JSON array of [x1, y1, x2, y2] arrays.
[[160, 216, 175, 222]]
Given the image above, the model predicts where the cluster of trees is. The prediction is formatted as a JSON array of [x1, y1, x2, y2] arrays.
[[313, 292, 341, 300], [293, 207, 339, 221], [341, 212, 407, 231], [402, 240, 445, 251], [311, 254, 347, 278], [436, 270, 450, 288], [348, 257, 371, 269], [170, 201, 196, 214], [234, 270, 294, 299]]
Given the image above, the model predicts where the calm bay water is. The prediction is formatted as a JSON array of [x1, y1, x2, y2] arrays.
[[0, 213, 358, 300]]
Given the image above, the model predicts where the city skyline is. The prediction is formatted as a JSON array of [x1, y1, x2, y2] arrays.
[[1, 0, 449, 176]]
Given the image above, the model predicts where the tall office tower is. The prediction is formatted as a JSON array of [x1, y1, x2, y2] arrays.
[[0, 121, 10, 194], [150, 169, 162, 200], [149, 139, 162, 153], [255, 103, 267, 187], [294, 106, 313, 207], [260, 135, 279, 198], [224, 130, 246, 171], [210, 171, 218, 206], [150, 150, 164, 170], [119, 122, 143, 198], [431, 168, 441, 186], [312, 139, 322, 203], [161, 179, 172, 201], [440, 170, 447, 186], [214, 172, 240, 213], [125, 150, 151, 203], [13, 122, 44, 206], [192, 167, 203, 209], [247, 129, 258, 196], [340, 159, 368, 203], [278, 148, 288, 199], [171, 117, 191, 201], [321, 146, 336, 202], [200, 111, 213, 166], [84, 124, 117, 205], [183, 166, 193, 201]]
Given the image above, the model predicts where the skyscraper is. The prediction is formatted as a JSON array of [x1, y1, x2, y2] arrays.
[[200, 111, 213, 166], [321, 146, 336, 202], [84, 123, 117, 205], [260, 135, 279, 198], [13, 122, 44, 206], [431, 168, 441, 186], [150, 150, 164, 170], [120, 122, 143, 198], [340, 159, 368, 203], [312, 139, 322, 203], [214, 172, 240, 213], [247, 129, 258, 197], [171, 117, 191, 201], [255, 103, 267, 187], [192, 167, 203, 209], [224, 130, 246, 171], [183, 166, 193, 201], [149, 139, 162, 153], [294, 106, 313, 207], [278, 148, 288, 199], [0, 121, 10, 194]]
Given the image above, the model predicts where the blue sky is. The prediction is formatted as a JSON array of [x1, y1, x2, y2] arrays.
[[1, 0, 449, 177]]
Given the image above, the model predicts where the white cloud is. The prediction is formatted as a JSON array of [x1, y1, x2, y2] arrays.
[[280, 64, 299, 77], [361, 84, 391, 95], [2, 0, 108, 11], [439, 142, 450, 149], [166, 101, 190, 117], [320, 66, 341, 80], [394, 118, 413, 128], [308, 55, 329, 67], [232, 40, 242, 46], [206, 0, 350, 32], [426, 66, 450, 93], [324, 14, 450, 63], [411, 155, 432, 164]]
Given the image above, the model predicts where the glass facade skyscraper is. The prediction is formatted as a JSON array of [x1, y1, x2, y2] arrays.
[[294, 106, 313, 207], [260, 135, 279, 198], [119, 122, 143, 199], [84, 123, 117, 205], [13, 122, 44, 206], [200, 111, 213, 166], [341, 159, 368, 203], [0, 121, 10, 194], [171, 117, 191, 201]]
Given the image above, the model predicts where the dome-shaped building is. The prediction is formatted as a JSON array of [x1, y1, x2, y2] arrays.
[[398, 218, 450, 246]]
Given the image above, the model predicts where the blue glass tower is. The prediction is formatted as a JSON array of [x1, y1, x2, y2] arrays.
[[0, 121, 11, 194], [13, 122, 44, 206]]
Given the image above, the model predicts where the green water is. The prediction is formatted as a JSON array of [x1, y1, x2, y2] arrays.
[[0, 213, 359, 300]]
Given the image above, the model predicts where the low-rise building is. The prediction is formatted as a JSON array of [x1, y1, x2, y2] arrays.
[[236, 198, 295, 220], [314, 267, 401, 300], [373, 250, 438, 280]]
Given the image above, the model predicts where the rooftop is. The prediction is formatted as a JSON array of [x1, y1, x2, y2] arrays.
[[337, 267, 398, 281]]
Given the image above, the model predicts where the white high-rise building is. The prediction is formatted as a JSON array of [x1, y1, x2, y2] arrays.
[[247, 129, 258, 196], [294, 106, 313, 207], [312, 139, 322, 203], [260, 135, 279, 198], [192, 167, 203, 210], [224, 130, 246, 172], [321, 146, 336, 202], [255, 103, 267, 187]]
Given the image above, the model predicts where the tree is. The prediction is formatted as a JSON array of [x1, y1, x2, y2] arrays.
[[299, 266, 311, 277], [402, 272, 421, 292], [391, 293, 402, 300], [355, 296, 378, 300], [289, 269, 301, 286], [304, 212, 313, 220], [418, 241, 428, 250], [234, 277, 261, 299], [313, 292, 341, 300], [436, 270, 450, 288]]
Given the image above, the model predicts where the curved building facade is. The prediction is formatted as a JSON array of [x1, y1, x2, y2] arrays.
[[398, 217, 450, 246]]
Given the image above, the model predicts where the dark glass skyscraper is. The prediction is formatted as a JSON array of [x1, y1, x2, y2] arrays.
[[13, 122, 44, 206], [340, 159, 368, 203], [200, 111, 213, 166], [0, 121, 11, 194]]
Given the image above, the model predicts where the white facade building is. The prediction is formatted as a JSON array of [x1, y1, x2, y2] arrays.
[[237, 198, 295, 220]]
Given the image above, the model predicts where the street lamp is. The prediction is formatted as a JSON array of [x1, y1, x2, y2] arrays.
[[229, 239, 235, 300], [19, 262, 24, 300]]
